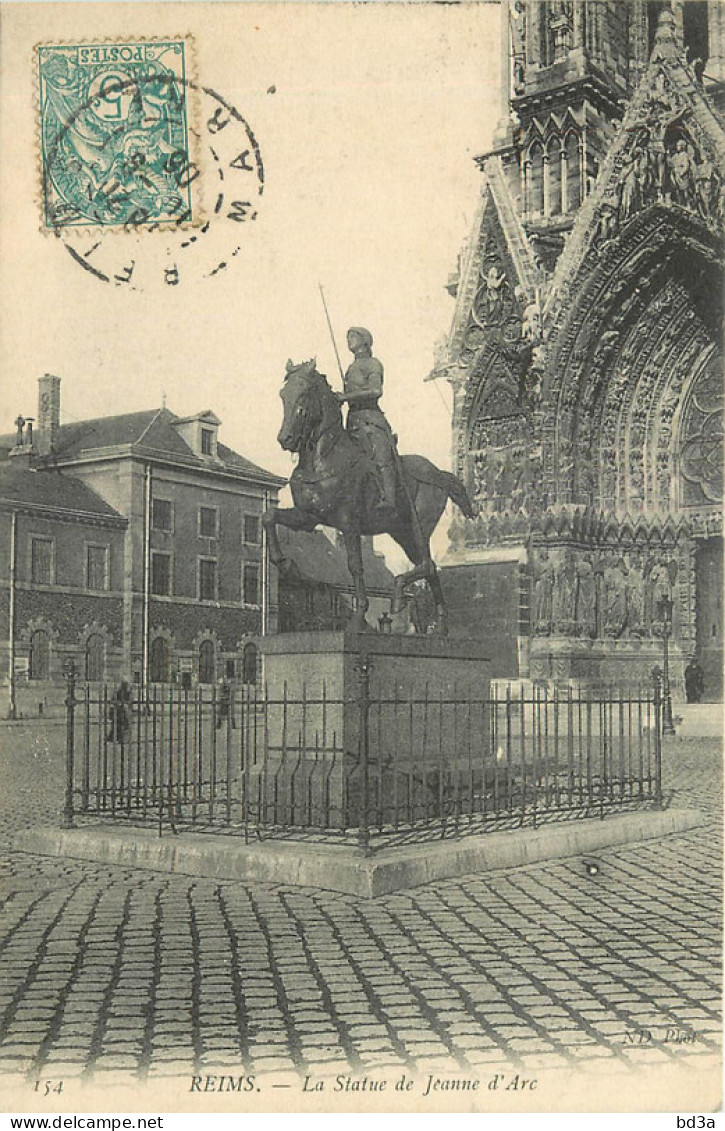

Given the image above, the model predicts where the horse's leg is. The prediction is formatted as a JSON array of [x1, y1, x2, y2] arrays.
[[390, 531, 434, 616], [262, 505, 316, 570], [342, 530, 369, 632], [427, 562, 448, 637], [391, 482, 449, 634]]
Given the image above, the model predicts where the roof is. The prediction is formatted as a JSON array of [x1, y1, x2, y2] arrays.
[[279, 528, 394, 594], [0, 407, 285, 485], [0, 461, 126, 522]]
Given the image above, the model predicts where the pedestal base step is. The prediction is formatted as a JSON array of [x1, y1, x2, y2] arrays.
[[16, 807, 703, 898]]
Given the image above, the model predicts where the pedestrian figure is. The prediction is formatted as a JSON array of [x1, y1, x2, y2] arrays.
[[684, 657, 705, 704], [216, 677, 236, 729], [107, 679, 132, 742]]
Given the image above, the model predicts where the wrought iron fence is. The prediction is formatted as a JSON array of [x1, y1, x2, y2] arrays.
[[61, 665, 663, 850]]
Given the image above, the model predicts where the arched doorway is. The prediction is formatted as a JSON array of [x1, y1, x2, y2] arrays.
[[29, 630, 50, 681], [679, 352, 723, 699], [150, 637, 170, 683], [198, 639, 215, 684], [242, 642, 258, 685], [84, 634, 105, 682]]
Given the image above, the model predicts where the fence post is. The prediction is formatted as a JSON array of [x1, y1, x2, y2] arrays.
[[62, 660, 78, 829], [355, 651, 373, 854], [653, 672, 663, 807], [226, 684, 234, 824]]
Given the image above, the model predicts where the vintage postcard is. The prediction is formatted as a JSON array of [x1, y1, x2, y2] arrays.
[[0, 0, 722, 1119]]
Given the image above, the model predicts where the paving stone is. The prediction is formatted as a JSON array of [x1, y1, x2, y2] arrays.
[[0, 735, 720, 1086]]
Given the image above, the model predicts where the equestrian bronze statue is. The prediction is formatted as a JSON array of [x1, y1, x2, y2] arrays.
[[262, 328, 474, 634]]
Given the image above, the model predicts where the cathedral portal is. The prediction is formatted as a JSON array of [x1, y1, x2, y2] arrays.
[[436, 2, 724, 698]]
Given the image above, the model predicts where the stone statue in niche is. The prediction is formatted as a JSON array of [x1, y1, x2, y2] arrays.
[[511, 0, 526, 94], [624, 551, 646, 638], [483, 266, 508, 323], [668, 138, 696, 209], [618, 142, 651, 222], [493, 451, 515, 512], [533, 549, 555, 635], [521, 296, 542, 344], [642, 557, 671, 633], [694, 154, 719, 219], [509, 447, 532, 513], [603, 550, 627, 638], [552, 549, 577, 635], [575, 552, 597, 639]]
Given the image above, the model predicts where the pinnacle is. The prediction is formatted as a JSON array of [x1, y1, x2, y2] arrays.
[[652, 2, 678, 59]]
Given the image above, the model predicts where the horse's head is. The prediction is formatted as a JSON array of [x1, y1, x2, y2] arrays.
[[278, 358, 338, 452]]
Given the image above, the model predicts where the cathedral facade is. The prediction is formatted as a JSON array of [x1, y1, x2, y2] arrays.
[[438, 1, 724, 698]]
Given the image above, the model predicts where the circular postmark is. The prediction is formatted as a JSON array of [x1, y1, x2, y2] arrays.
[[38, 41, 264, 287]]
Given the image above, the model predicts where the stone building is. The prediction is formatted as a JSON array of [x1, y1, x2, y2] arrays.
[[276, 529, 394, 633], [0, 453, 128, 718], [437, 1, 723, 698], [0, 377, 285, 714]]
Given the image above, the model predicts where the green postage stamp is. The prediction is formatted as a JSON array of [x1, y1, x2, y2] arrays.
[[38, 39, 194, 230]]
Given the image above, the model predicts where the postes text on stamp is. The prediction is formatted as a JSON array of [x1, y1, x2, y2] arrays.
[[38, 39, 194, 230]]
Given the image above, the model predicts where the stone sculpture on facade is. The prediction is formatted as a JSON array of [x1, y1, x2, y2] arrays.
[[574, 552, 597, 638], [533, 549, 555, 635]]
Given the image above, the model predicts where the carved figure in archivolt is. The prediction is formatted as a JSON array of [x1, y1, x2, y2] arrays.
[[533, 549, 555, 635]]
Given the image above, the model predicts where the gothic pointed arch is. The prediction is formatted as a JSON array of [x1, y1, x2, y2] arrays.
[[540, 203, 722, 516]]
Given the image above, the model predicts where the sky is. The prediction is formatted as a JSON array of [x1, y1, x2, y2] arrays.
[[0, 1, 502, 558]]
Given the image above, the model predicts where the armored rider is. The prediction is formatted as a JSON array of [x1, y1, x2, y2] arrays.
[[338, 326, 398, 518]]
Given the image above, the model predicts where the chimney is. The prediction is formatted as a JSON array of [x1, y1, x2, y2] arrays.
[[37, 375, 61, 455]]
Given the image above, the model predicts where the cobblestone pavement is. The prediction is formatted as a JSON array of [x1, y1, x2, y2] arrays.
[[0, 720, 721, 1105]]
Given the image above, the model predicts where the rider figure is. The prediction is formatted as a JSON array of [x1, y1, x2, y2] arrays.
[[339, 327, 398, 517]]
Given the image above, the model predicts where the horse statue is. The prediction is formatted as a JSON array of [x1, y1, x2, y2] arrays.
[[262, 358, 474, 634]]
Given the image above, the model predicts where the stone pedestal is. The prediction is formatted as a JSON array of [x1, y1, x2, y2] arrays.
[[529, 636, 685, 697], [248, 632, 491, 829]]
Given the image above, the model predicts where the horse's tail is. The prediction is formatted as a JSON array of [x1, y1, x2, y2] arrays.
[[402, 455, 475, 518], [437, 469, 475, 518]]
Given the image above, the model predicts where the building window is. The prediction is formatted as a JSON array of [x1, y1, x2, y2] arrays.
[[683, 2, 709, 69], [199, 506, 218, 538], [243, 514, 261, 545], [151, 552, 172, 596], [152, 498, 173, 532], [198, 640, 215, 683], [201, 428, 214, 455], [528, 143, 545, 215], [150, 637, 170, 683], [31, 537, 54, 585], [546, 138, 561, 217], [243, 562, 260, 606], [85, 634, 105, 682], [199, 558, 217, 602], [242, 642, 258, 685], [564, 131, 581, 212], [86, 544, 109, 591], [29, 630, 50, 681]]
